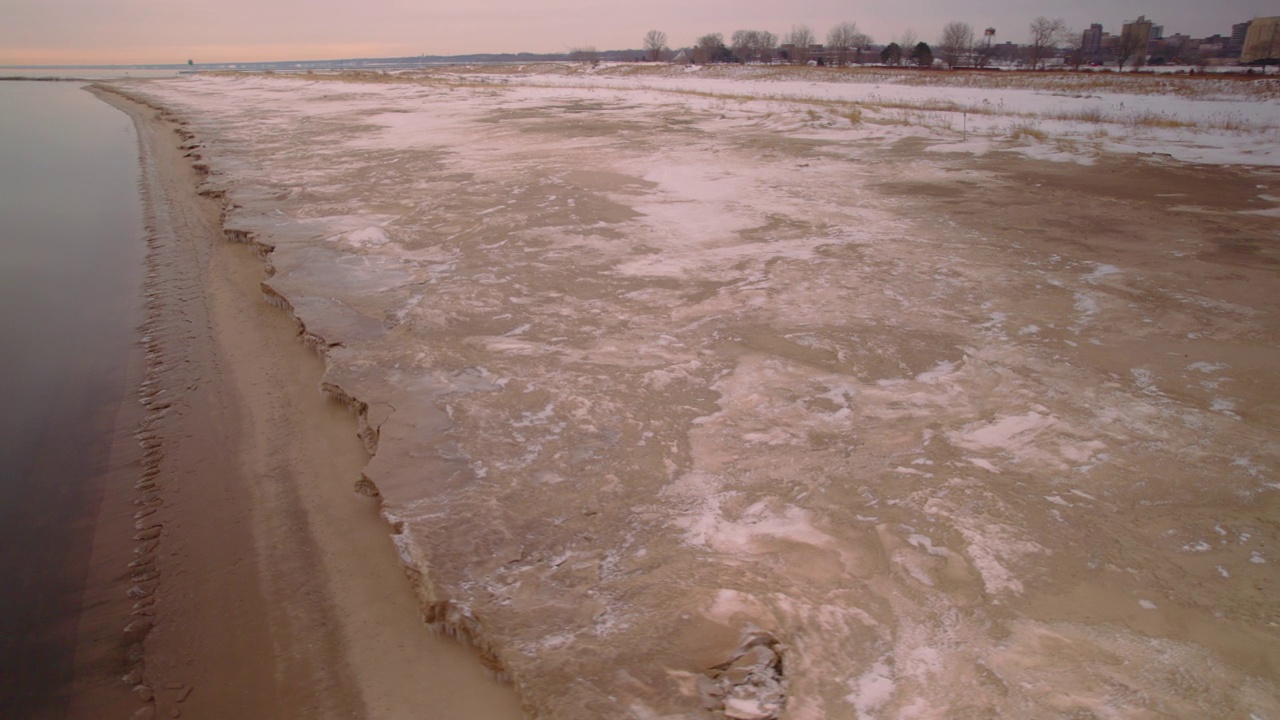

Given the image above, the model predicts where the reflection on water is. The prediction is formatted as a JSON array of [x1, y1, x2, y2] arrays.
[[0, 81, 145, 718]]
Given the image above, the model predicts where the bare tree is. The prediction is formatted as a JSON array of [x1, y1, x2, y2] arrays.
[[787, 25, 815, 64], [1026, 17, 1068, 69], [757, 30, 778, 64], [938, 21, 974, 68], [731, 30, 755, 63], [827, 22, 860, 67], [1130, 47, 1147, 71], [898, 29, 918, 56], [644, 30, 667, 62], [731, 30, 778, 64], [1062, 34, 1085, 71], [851, 31, 873, 64], [890, 30, 918, 66], [1115, 25, 1144, 70], [694, 33, 729, 64]]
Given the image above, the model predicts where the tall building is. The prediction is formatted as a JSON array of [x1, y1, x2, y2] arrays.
[[1123, 16, 1154, 45], [1082, 24, 1104, 57], [1242, 16, 1280, 62], [1230, 21, 1252, 55], [1121, 15, 1155, 61]]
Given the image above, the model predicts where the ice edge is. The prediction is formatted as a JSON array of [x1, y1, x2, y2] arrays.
[[98, 84, 525, 708]]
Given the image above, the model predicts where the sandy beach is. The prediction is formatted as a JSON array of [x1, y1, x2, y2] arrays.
[[71, 90, 522, 720], [65, 66, 1280, 719]]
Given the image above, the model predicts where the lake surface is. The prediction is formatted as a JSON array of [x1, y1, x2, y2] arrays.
[[0, 81, 146, 718], [0, 68, 183, 80]]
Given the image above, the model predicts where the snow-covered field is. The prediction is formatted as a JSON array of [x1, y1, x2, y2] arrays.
[[114, 66, 1279, 719], [426, 63, 1280, 166]]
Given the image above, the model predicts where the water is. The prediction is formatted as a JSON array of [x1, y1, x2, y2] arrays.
[[0, 81, 146, 718], [0, 68, 183, 80]]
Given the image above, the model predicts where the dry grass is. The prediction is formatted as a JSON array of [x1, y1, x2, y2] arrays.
[[1124, 110, 1194, 129], [520, 63, 1280, 101], [1055, 138, 1080, 153], [1202, 112, 1255, 133], [1053, 106, 1107, 123], [1008, 121, 1049, 141], [306, 61, 1280, 102], [757, 65, 1280, 102]]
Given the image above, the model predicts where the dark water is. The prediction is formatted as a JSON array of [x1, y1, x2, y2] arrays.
[[0, 81, 145, 718], [0, 69, 182, 80]]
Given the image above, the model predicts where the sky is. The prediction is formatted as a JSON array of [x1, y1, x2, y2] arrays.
[[1, 0, 1276, 65]]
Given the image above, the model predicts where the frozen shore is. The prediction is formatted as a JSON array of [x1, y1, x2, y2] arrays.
[[103, 66, 1279, 719], [84, 88, 522, 720]]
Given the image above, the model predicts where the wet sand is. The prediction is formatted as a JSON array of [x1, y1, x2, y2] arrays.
[[71, 90, 523, 719]]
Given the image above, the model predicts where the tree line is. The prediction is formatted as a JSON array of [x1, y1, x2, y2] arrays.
[[643, 25, 877, 66], [639, 17, 1082, 70]]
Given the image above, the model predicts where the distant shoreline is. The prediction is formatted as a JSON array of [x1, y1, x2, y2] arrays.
[[0, 76, 83, 81]]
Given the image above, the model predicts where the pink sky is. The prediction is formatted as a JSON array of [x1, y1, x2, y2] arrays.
[[1, 0, 1275, 65]]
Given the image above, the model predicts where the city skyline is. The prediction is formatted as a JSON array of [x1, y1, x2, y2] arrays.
[[2, 0, 1277, 65]]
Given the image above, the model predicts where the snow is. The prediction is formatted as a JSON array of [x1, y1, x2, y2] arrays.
[[417, 63, 1280, 166], [845, 661, 896, 720]]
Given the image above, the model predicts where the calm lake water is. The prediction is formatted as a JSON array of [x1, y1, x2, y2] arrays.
[[0, 68, 183, 80], [0, 80, 146, 718]]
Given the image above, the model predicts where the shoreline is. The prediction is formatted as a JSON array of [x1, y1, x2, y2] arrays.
[[75, 87, 523, 719]]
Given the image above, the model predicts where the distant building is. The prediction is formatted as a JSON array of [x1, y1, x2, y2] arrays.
[[1082, 24, 1104, 58], [775, 43, 838, 65], [1242, 16, 1280, 63], [777, 43, 804, 63], [1191, 34, 1227, 60], [1150, 33, 1193, 64], [990, 41, 1020, 63], [1123, 15, 1154, 46], [1230, 21, 1252, 55], [1121, 15, 1155, 63]]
